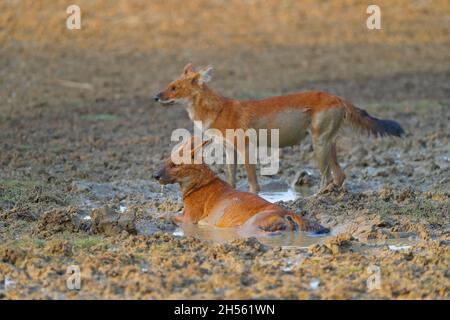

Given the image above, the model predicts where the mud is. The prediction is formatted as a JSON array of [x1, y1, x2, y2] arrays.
[[1, 0, 449, 299]]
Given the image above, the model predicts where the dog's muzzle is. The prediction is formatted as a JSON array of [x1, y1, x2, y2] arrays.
[[153, 93, 162, 102], [152, 172, 161, 180]]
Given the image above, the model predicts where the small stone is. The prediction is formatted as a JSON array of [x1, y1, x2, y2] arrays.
[[292, 171, 313, 187]]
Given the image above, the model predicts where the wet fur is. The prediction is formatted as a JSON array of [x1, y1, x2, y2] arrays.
[[153, 139, 329, 234]]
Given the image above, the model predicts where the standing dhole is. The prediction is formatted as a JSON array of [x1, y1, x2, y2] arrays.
[[152, 137, 329, 235], [154, 63, 404, 193]]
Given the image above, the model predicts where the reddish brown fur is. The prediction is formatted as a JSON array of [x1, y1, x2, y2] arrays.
[[154, 63, 404, 193], [153, 138, 328, 234]]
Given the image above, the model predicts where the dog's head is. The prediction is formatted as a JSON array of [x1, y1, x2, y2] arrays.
[[152, 136, 212, 186], [153, 63, 213, 106]]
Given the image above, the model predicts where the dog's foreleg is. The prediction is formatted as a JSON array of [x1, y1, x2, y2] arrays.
[[244, 144, 259, 193], [226, 163, 237, 188]]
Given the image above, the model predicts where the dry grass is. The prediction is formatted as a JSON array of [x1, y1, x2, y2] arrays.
[[1, 1, 449, 120], [2, 0, 449, 50]]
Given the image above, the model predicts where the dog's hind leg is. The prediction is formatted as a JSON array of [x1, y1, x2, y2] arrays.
[[313, 141, 333, 189], [311, 107, 345, 192], [329, 142, 346, 186]]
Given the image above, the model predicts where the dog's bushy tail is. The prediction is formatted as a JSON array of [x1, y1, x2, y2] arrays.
[[343, 102, 404, 137]]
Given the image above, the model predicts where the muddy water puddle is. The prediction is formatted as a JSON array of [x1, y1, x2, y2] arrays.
[[259, 189, 300, 202], [169, 224, 420, 250], [259, 188, 310, 203], [244, 178, 316, 202], [172, 223, 330, 248], [73, 178, 425, 250]]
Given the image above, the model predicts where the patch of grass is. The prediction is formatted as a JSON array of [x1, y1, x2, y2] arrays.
[[72, 235, 107, 249], [344, 266, 362, 274], [0, 179, 73, 210], [0, 180, 38, 209], [17, 144, 34, 151], [4, 237, 47, 250], [131, 253, 146, 260], [80, 114, 120, 122]]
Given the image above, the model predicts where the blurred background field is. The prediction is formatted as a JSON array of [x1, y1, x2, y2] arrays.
[[1, 0, 449, 114]]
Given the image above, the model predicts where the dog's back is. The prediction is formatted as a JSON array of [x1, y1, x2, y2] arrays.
[[197, 185, 329, 234]]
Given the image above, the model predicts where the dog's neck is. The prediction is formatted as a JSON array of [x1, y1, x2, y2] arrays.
[[180, 165, 218, 199], [186, 86, 228, 129], [180, 166, 232, 223]]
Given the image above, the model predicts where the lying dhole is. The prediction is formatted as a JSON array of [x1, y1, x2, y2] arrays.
[[153, 137, 329, 235]]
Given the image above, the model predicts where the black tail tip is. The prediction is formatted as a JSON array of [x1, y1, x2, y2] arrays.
[[306, 220, 330, 234], [378, 119, 405, 137], [314, 225, 330, 235]]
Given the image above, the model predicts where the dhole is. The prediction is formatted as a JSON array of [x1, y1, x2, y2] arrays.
[[154, 63, 404, 193], [152, 137, 329, 235]]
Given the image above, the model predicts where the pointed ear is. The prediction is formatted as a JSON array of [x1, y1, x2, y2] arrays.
[[197, 66, 213, 84], [183, 62, 194, 75], [182, 63, 194, 75], [201, 138, 213, 148], [190, 138, 212, 158]]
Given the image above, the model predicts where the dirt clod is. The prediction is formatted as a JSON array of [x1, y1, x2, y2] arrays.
[[34, 209, 79, 237], [91, 206, 136, 236]]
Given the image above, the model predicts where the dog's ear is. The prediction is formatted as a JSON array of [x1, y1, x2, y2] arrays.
[[190, 66, 213, 85], [190, 138, 212, 159], [196, 66, 213, 85], [202, 138, 213, 148], [182, 63, 194, 75]]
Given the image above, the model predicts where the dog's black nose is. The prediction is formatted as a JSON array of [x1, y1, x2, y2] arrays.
[[152, 173, 161, 180], [153, 93, 161, 102]]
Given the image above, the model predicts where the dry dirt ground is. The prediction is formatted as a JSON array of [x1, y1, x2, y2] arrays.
[[0, 0, 449, 299]]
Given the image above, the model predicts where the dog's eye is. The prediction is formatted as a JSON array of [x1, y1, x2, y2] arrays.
[[169, 162, 178, 168], [170, 86, 176, 92]]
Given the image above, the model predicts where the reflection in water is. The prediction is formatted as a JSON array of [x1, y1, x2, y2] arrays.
[[388, 244, 412, 251], [172, 228, 184, 237], [258, 187, 315, 202], [258, 188, 300, 203], [176, 223, 330, 248], [309, 278, 320, 290], [237, 178, 317, 203]]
